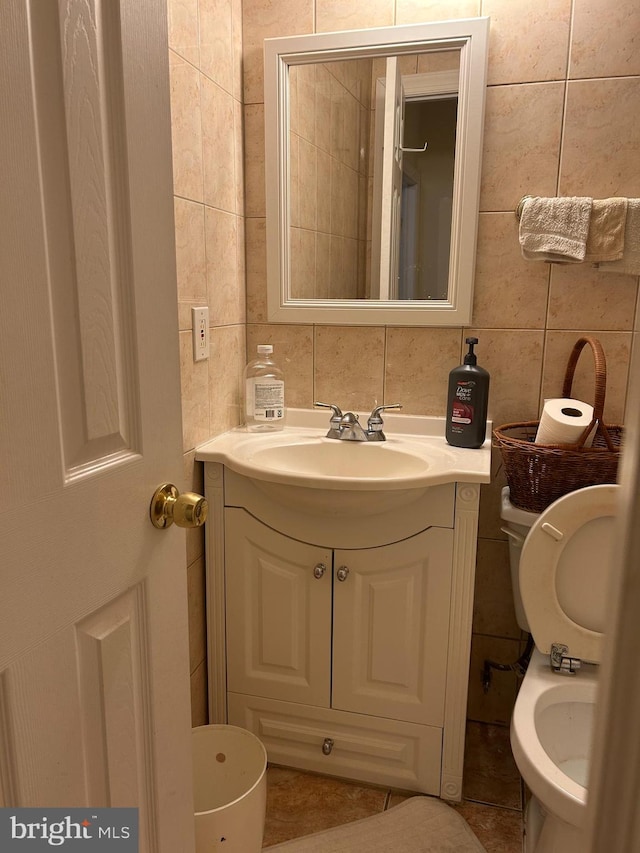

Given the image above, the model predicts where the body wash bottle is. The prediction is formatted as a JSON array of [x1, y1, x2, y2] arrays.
[[445, 337, 490, 448]]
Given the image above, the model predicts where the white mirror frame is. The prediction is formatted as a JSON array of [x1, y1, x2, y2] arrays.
[[264, 17, 489, 326]]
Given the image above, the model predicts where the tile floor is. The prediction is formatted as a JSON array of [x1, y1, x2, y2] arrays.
[[262, 722, 524, 852]]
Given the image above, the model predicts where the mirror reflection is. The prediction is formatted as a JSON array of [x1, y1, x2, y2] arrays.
[[289, 50, 460, 303], [265, 19, 489, 326]]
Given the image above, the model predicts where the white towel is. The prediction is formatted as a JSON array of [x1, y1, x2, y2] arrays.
[[519, 196, 593, 263], [598, 198, 640, 275], [584, 197, 628, 263]]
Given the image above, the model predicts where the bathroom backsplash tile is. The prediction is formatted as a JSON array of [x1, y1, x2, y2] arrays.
[[209, 325, 246, 435], [314, 325, 386, 411], [231, 0, 243, 100], [201, 77, 237, 212], [167, 0, 200, 65], [174, 197, 207, 307], [245, 218, 268, 323], [247, 323, 315, 409], [233, 99, 246, 215], [243, 104, 266, 218], [480, 82, 564, 212], [547, 266, 639, 332], [242, 0, 314, 105], [473, 212, 549, 329], [169, 51, 204, 203], [560, 78, 640, 198], [385, 327, 463, 415], [315, 0, 394, 33], [199, 0, 234, 95], [570, 0, 640, 80], [205, 208, 245, 326], [180, 330, 211, 452], [396, 0, 480, 24], [483, 0, 571, 86], [463, 329, 545, 427], [235, 217, 248, 321]]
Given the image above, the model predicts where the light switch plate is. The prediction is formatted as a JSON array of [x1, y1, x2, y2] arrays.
[[192, 307, 209, 362]]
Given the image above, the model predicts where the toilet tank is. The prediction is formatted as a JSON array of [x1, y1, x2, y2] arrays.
[[500, 487, 540, 632]]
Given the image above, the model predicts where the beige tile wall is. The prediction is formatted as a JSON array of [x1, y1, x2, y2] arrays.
[[168, 0, 247, 724], [242, 0, 640, 725]]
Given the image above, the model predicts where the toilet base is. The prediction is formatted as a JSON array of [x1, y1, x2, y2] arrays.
[[524, 796, 586, 853]]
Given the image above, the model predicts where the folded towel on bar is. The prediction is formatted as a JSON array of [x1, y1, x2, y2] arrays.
[[519, 196, 593, 263], [584, 197, 628, 262], [597, 199, 640, 275]]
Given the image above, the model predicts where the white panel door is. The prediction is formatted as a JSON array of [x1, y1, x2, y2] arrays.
[[0, 2, 195, 851], [225, 510, 332, 707], [332, 529, 453, 726]]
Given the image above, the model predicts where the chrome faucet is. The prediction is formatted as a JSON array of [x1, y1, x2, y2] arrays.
[[314, 402, 402, 441], [337, 411, 368, 441]]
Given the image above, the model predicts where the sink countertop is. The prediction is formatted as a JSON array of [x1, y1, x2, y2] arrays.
[[196, 408, 492, 490]]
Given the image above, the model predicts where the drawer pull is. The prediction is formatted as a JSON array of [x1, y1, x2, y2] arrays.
[[336, 566, 349, 582], [313, 563, 327, 579], [322, 737, 334, 755]]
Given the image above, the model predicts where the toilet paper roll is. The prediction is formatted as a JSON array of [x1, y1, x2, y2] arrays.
[[535, 398, 595, 446]]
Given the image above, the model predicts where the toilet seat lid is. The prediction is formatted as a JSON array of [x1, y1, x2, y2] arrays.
[[519, 484, 619, 664]]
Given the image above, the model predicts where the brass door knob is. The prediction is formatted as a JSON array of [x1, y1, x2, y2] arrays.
[[150, 483, 208, 529]]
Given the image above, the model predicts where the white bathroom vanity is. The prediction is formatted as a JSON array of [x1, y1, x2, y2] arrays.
[[196, 409, 491, 801]]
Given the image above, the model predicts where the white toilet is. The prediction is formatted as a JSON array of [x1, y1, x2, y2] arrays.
[[501, 483, 618, 853]]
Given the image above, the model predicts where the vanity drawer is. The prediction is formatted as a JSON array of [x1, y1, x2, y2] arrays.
[[227, 692, 442, 796]]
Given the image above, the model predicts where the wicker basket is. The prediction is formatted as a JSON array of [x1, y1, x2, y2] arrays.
[[493, 336, 623, 513]]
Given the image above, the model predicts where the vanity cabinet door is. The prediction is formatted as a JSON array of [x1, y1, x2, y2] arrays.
[[332, 527, 453, 726], [225, 509, 332, 707]]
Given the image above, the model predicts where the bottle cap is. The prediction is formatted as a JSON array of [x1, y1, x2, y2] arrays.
[[464, 337, 478, 365], [257, 345, 273, 355]]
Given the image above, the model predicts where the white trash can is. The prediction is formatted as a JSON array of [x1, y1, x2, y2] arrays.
[[192, 724, 267, 853]]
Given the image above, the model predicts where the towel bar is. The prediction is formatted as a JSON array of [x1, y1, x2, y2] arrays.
[[515, 195, 533, 220]]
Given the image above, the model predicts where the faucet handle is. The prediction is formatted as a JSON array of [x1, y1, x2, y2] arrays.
[[314, 401, 343, 419], [367, 404, 402, 440], [368, 403, 403, 425], [314, 401, 343, 439]]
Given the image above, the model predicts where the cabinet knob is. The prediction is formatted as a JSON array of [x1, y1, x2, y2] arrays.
[[336, 565, 350, 582], [322, 737, 334, 755], [313, 563, 327, 579]]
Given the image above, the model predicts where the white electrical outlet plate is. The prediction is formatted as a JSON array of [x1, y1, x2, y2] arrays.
[[192, 307, 209, 362]]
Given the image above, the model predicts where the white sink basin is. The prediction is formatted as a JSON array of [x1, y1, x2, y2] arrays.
[[196, 409, 491, 516], [237, 435, 434, 484]]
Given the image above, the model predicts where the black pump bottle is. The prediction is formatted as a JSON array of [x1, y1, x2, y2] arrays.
[[445, 337, 490, 449]]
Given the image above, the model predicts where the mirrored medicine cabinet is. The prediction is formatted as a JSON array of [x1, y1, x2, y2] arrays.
[[264, 17, 489, 326]]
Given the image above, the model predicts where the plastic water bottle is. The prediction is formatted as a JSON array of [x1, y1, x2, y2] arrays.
[[244, 345, 285, 431]]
